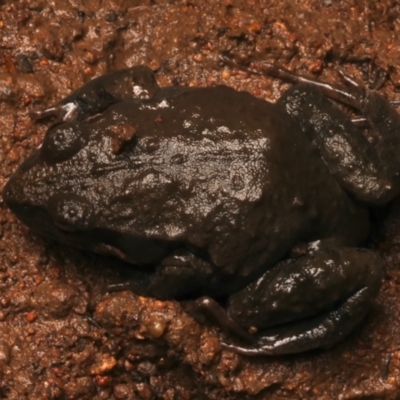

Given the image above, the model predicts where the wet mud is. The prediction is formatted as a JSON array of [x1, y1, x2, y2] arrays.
[[2, 1, 400, 399]]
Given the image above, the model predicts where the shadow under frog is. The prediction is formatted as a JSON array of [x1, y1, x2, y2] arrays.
[[3, 61, 399, 356]]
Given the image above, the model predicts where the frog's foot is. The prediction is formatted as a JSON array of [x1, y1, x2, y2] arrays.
[[30, 102, 80, 122], [186, 297, 255, 342], [222, 244, 383, 356], [219, 55, 363, 109]]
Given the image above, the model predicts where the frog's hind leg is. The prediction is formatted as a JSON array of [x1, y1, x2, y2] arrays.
[[221, 56, 400, 205], [222, 286, 372, 356], [275, 67, 400, 205], [217, 243, 383, 356]]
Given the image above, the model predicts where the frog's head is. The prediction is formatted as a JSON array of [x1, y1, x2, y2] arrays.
[[3, 122, 95, 244], [3, 117, 170, 266]]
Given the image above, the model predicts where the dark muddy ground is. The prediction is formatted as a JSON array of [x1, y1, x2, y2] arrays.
[[1, 1, 400, 399]]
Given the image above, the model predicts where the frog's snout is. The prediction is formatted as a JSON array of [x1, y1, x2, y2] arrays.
[[3, 170, 25, 210], [3, 151, 47, 226], [3, 176, 39, 233], [3, 156, 34, 205]]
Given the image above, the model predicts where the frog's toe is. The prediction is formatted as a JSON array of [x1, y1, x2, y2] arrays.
[[222, 286, 372, 356]]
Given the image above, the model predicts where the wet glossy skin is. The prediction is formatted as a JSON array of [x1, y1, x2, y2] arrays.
[[4, 64, 399, 355]]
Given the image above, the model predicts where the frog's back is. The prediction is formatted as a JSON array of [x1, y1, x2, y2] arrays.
[[87, 86, 347, 277]]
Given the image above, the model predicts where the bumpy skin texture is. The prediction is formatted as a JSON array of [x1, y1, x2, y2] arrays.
[[3, 65, 394, 355]]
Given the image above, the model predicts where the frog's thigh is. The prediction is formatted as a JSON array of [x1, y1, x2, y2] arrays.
[[278, 84, 393, 204], [144, 250, 214, 299], [225, 245, 383, 355]]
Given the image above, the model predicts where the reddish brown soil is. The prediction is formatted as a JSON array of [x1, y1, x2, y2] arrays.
[[1, 1, 400, 399]]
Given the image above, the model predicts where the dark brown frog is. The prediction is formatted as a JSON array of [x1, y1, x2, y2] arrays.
[[4, 62, 398, 355]]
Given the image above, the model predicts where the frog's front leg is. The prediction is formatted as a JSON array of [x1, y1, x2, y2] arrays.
[[198, 242, 383, 356], [109, 249, 214, 299], [32, 66, 160, 122]]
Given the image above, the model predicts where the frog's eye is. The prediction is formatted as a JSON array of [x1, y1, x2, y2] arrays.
[[41, 122, 88, 163], [48, 193, 93, 232]]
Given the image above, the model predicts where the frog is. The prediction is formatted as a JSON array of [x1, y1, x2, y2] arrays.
[[3, 60, 398, 356]]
